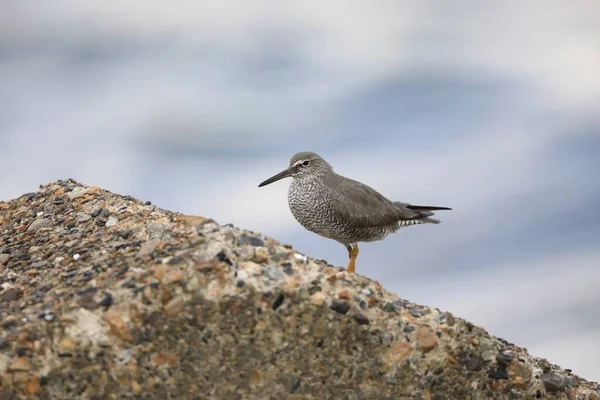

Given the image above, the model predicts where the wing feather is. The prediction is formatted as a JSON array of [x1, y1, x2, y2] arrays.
[[324, 174, 421, 228]]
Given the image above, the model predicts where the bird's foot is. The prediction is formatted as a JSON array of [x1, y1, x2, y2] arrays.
[[346, 244, 359, 273], [347, 258, 356, 273]]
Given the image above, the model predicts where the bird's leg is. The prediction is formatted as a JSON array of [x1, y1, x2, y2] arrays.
[[345, 244, 359, 273]]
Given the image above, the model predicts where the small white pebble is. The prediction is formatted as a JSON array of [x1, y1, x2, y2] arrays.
[[37, 211, 44, 217], [73, 254, 80, 261], [105, 216, 119, 227], [293, 253, 308, 263], [361, 289, 372, 296]]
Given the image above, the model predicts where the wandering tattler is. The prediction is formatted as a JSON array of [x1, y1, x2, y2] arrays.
[[258, 151, 452, 274]]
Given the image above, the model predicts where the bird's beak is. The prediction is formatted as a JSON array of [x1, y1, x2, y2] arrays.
[[258, 167, 292, 187]]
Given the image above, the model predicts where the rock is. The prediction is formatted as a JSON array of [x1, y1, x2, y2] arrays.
[[146, 221, 166, 237], [329, 301, 351, 315], [338, 290, 351, 299], [542, 372, 567, 393], [0, 180, 596, 400], [8, 357, 30, 372], [105, 216, 119, 227], [444, 312, 455, 326], [417, 326, 438, 353], [310, 292, 326, 306], [239, 235, 265, 247], [408, 308, 422, 318], [57, 337, 77, 356], [164, 295, 186, 316], [75, 213, 92, 223], [386, 342, 413, 365], [465, 356, 483, 371], [137, 238, 161, 257], [271, 293, 285, 310], [1, 288, 21, 303], [240, 261, 262, 276], [66, 188, 88, 200], [103, 310, 133, 342], [488, 366, 509, 380], [26, 218, 50, 232], [263, 265, 286, 282], [252, 247, 270, 263], [351, 313, 369, 325]]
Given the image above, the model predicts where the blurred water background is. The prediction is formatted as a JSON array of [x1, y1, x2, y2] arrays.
[[1, 0, 599, 381]]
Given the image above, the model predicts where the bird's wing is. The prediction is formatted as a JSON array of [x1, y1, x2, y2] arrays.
[[325, 174, 421, 228]]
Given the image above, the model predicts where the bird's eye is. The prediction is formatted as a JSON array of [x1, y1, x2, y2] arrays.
[[302, 160, 310, 166]]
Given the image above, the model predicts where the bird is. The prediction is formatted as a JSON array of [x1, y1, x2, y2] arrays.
[[258, 151, 452, 274]]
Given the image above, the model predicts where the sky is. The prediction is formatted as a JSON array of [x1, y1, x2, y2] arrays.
[[1, 0, 600, 382]]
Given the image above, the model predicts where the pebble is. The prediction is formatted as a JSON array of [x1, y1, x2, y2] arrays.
[[263, 265, 286, 282], [417, 326, 438, 352], [57, 337, 77, 356], [105, 216, 119, 227], [8, 357, 31, 372], [352, 313, 370, 325], [75, 213, 92, 223], [240, 261, 262, 276], [488, 366, 509, 380], [310, 292, 326, 306], [408, 308, 422, 318], [237, 269, 249, 280], [99, 293, 113, 309], [1, 288, 22, 303], [293, 253, 308, 263], [282, 264, 294, 275], [146, 221, 166, 237], [239, 235, 265, 247], [27, 218, 50, 232], [541, 372, 567, 393], [308, 285, 322, 295], [165, 295, 186, 316], [137, 238, 161, 258], [253, 247, 270, 264], [329, 301, 351, 315], [271, 293, 285, 310], [360, 289, 372, 296]]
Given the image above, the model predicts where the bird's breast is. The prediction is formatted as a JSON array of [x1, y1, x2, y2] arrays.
[[287, 180, 330, 229]]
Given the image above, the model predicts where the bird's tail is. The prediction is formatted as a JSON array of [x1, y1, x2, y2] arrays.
[[394, 202, 452, 224], [405, 204, 453, 212]]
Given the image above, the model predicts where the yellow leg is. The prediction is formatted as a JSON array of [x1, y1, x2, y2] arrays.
[[346, 244, 359, 273]]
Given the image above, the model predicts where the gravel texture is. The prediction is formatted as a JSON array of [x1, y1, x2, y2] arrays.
[[0, 179, 598, 399]]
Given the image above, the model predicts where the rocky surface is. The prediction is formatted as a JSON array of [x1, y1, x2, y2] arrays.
[[0, 179, 598, 400]]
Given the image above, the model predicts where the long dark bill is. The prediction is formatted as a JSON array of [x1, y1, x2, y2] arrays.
[[258, 168, 292, 187]]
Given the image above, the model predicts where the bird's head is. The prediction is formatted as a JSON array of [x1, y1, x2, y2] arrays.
[[258, 151, 332, 187]]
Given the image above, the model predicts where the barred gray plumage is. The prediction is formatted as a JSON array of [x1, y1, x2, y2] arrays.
[[258, 151, 452, 274]]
